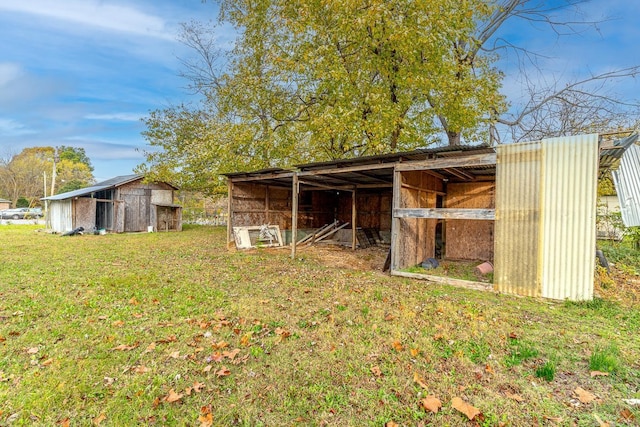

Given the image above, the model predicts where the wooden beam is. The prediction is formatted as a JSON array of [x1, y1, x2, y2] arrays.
[[227, 180, 233, 247], [352, 186, 357, 250], [390, 170, 402, 271], [291, 173, 299, 259], [394, 208, 495, 220], [443, 168, 475, 180], [394, 152, 496, 171], [298, 162, 395, 177], [390, 270, 494, 292], [298, 179, 354, 192], [228, 171, 294, 183], [400, 182, 446, 195]]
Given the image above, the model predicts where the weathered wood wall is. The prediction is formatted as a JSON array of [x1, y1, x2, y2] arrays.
[[231, 183, 393, 231], [396, 171, 443, 268], [445, 181, 495, 261]]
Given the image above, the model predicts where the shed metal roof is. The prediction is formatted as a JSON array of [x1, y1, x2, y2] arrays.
[[42, 174, 144, 201]]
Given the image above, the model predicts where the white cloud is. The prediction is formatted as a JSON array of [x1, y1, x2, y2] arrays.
[[0, 0, 174, 40], [0, 118, 36, 136], [0, 62, 22, 87], [85, 113, 143, 122]]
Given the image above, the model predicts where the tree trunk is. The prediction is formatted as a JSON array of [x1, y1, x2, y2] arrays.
[[447, 130, 462, 146]]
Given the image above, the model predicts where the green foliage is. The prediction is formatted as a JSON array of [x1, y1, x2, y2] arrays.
[[16, 197, 29, 208], [140, 0, 508, 190], [589, 345, 621, 374], [504, 339, 539, 367], [535, 360, 556, 382]]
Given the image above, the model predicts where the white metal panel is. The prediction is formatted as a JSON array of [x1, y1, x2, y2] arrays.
[[540, 134, 598, 301], [612, 144, 640, 226], [49, 200, 73, 233]]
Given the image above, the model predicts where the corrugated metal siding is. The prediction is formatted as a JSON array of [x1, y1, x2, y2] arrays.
[[495, 134, 598, 301], [612, 144, 640, 226], [494, 142, 542, 297], [540, 134, 598, 300], [49, 200, 73, 233]]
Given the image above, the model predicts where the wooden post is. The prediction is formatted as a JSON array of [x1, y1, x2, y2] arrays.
[[351, 185, 357, 250], [265, 185, 270, 224], [227, 180, 233, 247], [291, 173, 299, 259], [390, 169, 402, 271]]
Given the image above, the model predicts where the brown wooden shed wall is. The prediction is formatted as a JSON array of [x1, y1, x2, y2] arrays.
[[444, 181, 495, 261]]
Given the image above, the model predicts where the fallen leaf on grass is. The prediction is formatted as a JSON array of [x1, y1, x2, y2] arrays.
[[575, 387, 596, 404], [169, 351, 181, 359], [384, 313, 395, 321], [112, 320, 124, 327], [371, 366, 382, 377], [199, 405, 213, 427], [212, 341, 229, 350], [133, 365, 150, 374], [620, 408, 635, 421], [42, 358, 54, 366], [413, 372, 428, 390], [157, 335, 177, 344], [543, 415, 562, 423], [129, 297, 139, 305], [113, 343, 138, 351], [391, 340, 403, 352], [593, 414, 610, 427], [216, 366, 231, 377], [451, 397, 481, 420], [384, 421, 399, 427], [274, 328, 291, 339], [164, 389, 183, 403], [92, 413, 106, 425], [26, 347, 39, 354], [223, 348, 241, 360], [420, 396, 442, 413], [410, 348, 420, 357], [505, 392, 524, 402], [240, 333, 252, 347], [590, 371, 609, 377], [143, 342, 156, 353], [58, 417, 70, 427], [203, 365, 212, 373]]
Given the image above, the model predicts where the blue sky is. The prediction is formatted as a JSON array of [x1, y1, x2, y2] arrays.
[[0, 1, 638, 182]]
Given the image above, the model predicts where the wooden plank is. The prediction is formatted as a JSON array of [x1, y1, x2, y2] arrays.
[[394, 152, 497, 171], [394, 208, 495, 220], [291, 173, 299, 259], [390, 270, 494, 292], [352, 186, 357, 250], [227, 171, 294, 183], [390, 170, 402, 271], [311, 222, 350, 244], [400, 182, 446, 195], [227, 181, 233, 246], [298, 162, 395, 177]]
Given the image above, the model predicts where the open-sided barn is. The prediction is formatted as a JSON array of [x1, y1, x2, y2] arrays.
[[42, 174, 182, 234], [225, 133, 637, 301]]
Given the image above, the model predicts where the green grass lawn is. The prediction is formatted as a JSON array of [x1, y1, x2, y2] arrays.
[[1, 225, 639, 426]]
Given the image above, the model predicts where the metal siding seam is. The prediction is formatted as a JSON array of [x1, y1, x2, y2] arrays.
[[615, 144, 640, 226]]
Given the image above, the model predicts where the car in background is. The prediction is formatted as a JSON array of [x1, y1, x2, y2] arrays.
[[0, 207, 43, 219]]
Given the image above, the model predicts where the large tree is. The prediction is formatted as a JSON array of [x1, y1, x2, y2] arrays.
[[0, 146, 95, 206], [140, 0, 639, 193]]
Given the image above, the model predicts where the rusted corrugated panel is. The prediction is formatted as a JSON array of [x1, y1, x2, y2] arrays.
[[612, 144, 640, 226], [540, 134, 598, 301], [494, 142, 542, 297]]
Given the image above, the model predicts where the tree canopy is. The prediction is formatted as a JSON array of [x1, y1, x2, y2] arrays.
[[0, 146, 95, 207], [139, 0, 639, 194]]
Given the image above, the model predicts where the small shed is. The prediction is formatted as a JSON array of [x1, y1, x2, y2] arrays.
[[42, 174, 182, 233], [0, 198, 11, 210]]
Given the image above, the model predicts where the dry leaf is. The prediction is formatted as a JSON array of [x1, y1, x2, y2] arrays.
[[143, 342, 156, 353], [164, 388, 183, 403], [433, 333, 444, 341], [543, 415, 562, 423], [213, 341, 229, 350], [391, 340, 403, 352], [371, 365, 382, 377], [92, 413, 106, 425], [420, 396, 442, 413], [27, 347, 39, 354], [192, 382, 205, 393], [410, 348, 420, 357], [113, 343, 138, 351], [590, 371, 609, 377], [593, 414, 610, 427], [240, 333, 251, 347], [413, 372, 428, 390], [223, 348, 241, 360], [199, 405, 213, 427], [112, 320, 124, 327], [575, 387, 596, 404], [129, 297, 139, 305], [58, 417, 70, 427], [384, 313, 395, 321], [620, 408, 635, 421], [274, 328, 291, 339], [42, 358, 54, 366], [203, 365, 212, 373], [485, 364, 494, 374], [216, 366, 231, 377], [134, 365, 150, 374], [451, 397, 481, 420], [505, 392, 524, 402], [384, 422, 399, 427]]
